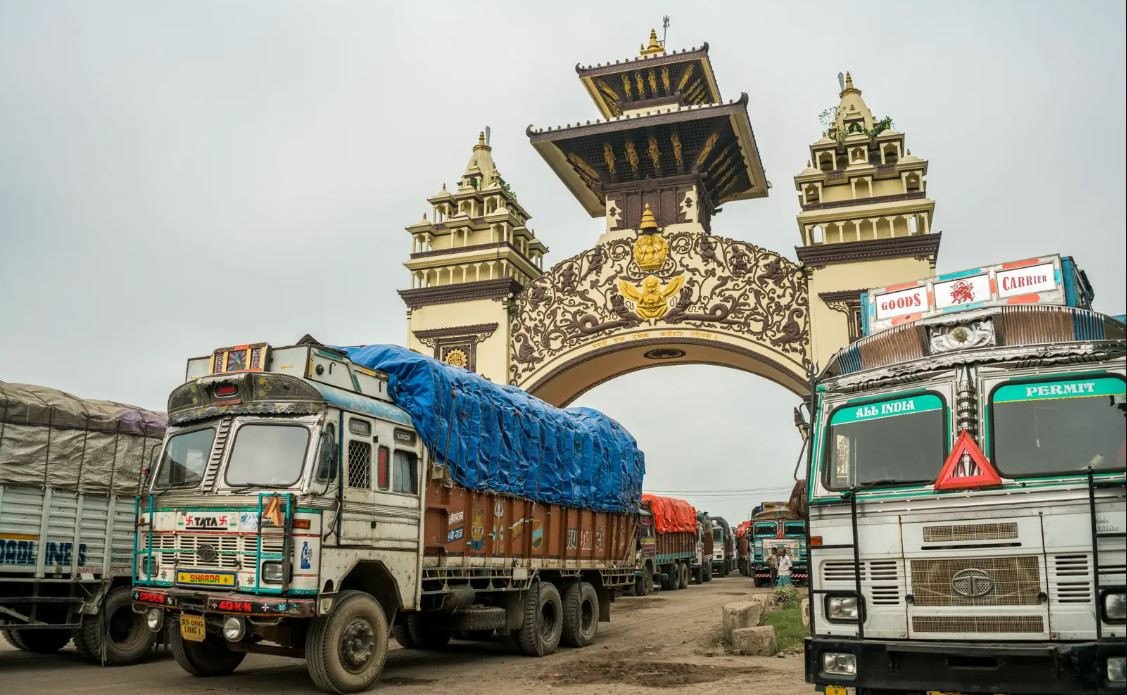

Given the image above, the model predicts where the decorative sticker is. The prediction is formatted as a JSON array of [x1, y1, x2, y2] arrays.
[[446, 527, 464, 543], [994, 378, 1125, 403], [467, 510, 485, 550], [934, 274, 990, 309], [531, 520, 544, 550], [832, 394, 944, 425], [448, 510, 464, 525]]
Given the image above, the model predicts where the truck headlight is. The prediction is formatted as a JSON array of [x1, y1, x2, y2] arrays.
[[826, 595, 859, 621], [822, 651, 857, 676], [1103, 592, 1126, 622], [144, 608, 164, 632], [1108, 656, 1126, 684], [261, 561, 285, 584]]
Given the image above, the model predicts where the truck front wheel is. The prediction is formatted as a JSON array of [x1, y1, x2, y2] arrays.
[[305, 591, 389, 693], [560, 582, 598, 648], [170, 627, 245, 677], [2, 628, 71, 653], [79, 586, 156, 665], [516, 581, 562, 656], [678, 563, 690, 589]]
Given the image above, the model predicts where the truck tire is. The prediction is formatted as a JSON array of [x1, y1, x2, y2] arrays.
[[169, 627, 245, 677], [73, 627, 95, 660], [406, 614, 452, 650], [454, 605, 506, 632], [560, 582, 598, 648], [80, 586, 156, 665], [516, 581, 562, 657], [660, 568, 676, 591], [702, 562, 712, 583], [2, 628, 71, 653], [391, 622, 416, 649], [642, 570, 654, 595], [679, 562, 691, 589], [305, 591, 389, 693]]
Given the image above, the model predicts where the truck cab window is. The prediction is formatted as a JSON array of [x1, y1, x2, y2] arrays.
[[315, 425, 337, 482], [826, 393, 946, 489], [753, 522, 776, 538], [153, 427, 215, 489], [991, 376, 1126, 476], [393, 450, 419, 494], [225, 424, 310, 487]]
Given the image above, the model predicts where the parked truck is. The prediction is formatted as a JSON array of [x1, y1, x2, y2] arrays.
[[710, 515, 737, 577], [131, 340, 644, 693], [748, 501, 807, 587], [638, 494, 697, 591], [692, 511, 714, 584], [804, 254, 1125, 694], [0, 382, 165, 664], [736, 520, 751, 576]]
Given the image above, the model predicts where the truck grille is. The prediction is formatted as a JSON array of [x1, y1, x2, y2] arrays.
[[821, 559, 902, 606], [910, 555, 1040, 606], [912, 615, 1044, 633], [922, 522, 1018, 543], [151, 533, 285, 570], [1050, 554, 1091, 604]]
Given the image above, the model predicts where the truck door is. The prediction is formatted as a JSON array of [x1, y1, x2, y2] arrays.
[[340, 414, 379, 543]]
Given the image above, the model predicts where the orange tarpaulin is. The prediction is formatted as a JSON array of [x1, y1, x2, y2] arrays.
[[641, 493, 697, 533]]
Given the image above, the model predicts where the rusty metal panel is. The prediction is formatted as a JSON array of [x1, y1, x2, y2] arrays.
[[422, 479, 636, 569]]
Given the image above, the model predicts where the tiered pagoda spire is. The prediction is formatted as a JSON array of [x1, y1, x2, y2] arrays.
[[401, 132, 546, 296], [528, 30, 767, 237]]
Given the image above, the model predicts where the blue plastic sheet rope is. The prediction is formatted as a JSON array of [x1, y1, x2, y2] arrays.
[[343, 345, 645, 513]]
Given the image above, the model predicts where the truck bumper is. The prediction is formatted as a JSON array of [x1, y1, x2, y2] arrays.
[[805, 636, 1125, 695], [132, 587, 317, 618]]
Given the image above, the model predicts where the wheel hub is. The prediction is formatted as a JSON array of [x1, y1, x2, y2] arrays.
[[339, 617, 375, 672]]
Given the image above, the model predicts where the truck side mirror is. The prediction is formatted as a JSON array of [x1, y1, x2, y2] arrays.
[[315, 430, 338, 483]]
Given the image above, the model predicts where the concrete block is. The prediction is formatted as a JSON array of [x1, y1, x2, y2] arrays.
[[731, 625, 777, 656], [746, 593, 776, 611], [721, 601, 763, 642], [800, 598, 810, 627]]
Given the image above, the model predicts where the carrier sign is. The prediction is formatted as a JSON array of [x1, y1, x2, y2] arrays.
[[175, 570, 237, 588]]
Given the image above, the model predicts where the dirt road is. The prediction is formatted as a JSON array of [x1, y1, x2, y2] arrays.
[[2, 576, 809, 694]]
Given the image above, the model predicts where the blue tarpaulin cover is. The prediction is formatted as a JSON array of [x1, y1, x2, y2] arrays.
[[342, 345, 645, 513]]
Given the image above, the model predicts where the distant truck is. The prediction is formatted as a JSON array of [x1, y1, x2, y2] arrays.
[[692, 511, 714, 584], [748, 501, 807, 587], [131, 341, 643, 693], [639, 494, 697, 591], [0, 382, 165, 664], [735, 520, 751, 576], [710, 516, 737, 577]]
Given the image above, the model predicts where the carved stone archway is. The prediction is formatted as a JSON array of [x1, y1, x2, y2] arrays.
[[509, 228, 810, 406]]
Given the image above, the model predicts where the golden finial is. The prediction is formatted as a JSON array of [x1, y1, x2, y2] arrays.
[[474, 131, 488, 149], [639, 28, 664, 57], [845, 71, 854, 89], [639, 203, 659, 231]]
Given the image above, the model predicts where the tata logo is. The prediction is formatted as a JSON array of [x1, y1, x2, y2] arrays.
[[951, 568, 994, 598], [197, 544, 219, 563]]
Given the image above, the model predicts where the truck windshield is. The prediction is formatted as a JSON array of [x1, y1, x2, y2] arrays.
[[225, 424, 311, 488], [826, 393, 946, 489], [712, 527, 723, 542], [753, 522, 776, 538], [784, 522, 804, 536], [991, 376, 1126, 476], [153, 427, 215, 489]]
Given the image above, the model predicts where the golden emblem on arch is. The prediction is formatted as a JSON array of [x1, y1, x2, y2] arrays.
[[443, 348, 469, 369], [632, 203, 667, 271], [618, 274, 685, 321]]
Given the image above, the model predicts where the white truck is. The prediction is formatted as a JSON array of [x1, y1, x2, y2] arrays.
[[0, 382, 165, 663], [131, 339, 641, 693], [803, 255, 1126, 694]]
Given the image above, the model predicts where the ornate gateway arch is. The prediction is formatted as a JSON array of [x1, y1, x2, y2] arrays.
[[400, 33, 941, 407]]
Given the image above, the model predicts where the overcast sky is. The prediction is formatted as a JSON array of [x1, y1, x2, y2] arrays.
[[2, 1, 1124, 522]]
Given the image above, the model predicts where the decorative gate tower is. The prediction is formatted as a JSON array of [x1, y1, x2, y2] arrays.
[[398, 133, 547, 377], [795, 73, 939, 368]]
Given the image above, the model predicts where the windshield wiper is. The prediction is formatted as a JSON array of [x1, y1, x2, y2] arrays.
[[854, 478, 928, 489]]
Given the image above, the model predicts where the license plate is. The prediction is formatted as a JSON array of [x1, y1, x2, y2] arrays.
[[179, 614, 206, 642], [825, 687, 848, 695], [175, 569, 236, 588]]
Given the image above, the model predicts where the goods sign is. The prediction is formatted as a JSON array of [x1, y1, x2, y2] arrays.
[[861, 254, 1086, 335]]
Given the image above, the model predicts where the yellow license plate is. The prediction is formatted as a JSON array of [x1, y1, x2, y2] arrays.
[[175, 570, 236, 587], [179, 614, 206, 642], [825, 687, 848, 695]]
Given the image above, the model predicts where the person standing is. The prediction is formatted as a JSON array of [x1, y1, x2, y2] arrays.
[[766, 546, 778, 587], [777, 547, 793, 588]]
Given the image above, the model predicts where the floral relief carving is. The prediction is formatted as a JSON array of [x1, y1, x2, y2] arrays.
[[508, 230, 811, 384]]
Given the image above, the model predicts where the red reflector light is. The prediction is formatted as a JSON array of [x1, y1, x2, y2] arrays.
[[214, 384, 238, 398], [292, 518, 311, 530], [809, 536, 823, 547]]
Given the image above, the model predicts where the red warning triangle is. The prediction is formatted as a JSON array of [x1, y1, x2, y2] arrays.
[[934, 430, 1003, 491]]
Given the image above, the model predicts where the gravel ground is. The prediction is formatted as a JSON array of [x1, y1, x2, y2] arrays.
[[2, 576, 810, 694]]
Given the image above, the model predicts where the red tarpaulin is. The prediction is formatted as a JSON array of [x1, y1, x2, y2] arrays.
[[641, 493, 697, 533]]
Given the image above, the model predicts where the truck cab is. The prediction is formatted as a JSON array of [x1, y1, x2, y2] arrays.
[[711, 516, 736, 577], [804, 256, 1125, 695]]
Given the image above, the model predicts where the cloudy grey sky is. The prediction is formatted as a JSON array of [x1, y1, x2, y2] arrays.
[[2, 1, 1124, 522]]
